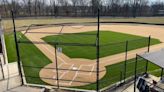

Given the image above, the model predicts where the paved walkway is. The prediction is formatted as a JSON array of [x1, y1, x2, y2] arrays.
[[5, 86, 42, 92], [0, 62, 22, 92]]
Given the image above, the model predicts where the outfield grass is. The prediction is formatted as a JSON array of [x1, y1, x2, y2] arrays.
[[5, 33, 51, 84], [3, 17, 164, 32], [42, 31, 160, 59]]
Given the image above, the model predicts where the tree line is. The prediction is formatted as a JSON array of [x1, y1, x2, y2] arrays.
[[0, 0, 164, 18]]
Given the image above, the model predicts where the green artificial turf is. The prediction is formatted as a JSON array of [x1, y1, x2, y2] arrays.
[[5, 33, 17, 62], [5, 33, 51, 84], [42, 31, 160, 59], [4, 31, 161, 90]]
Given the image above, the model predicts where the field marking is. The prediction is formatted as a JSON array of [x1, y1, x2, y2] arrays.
[[53, 64, 95, 86], [53, 64, 74, 84], [59, 64, 74, 79], [69, 65, 81, 85], [90, 66, 95, 75], [78, 65, 94, 75], [68, 64, 95, 85]]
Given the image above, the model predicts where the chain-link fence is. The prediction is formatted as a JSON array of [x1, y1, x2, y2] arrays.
[[15, 20, 98, 91], [3, 9, 162, 92], [15, 23, 153, 91]]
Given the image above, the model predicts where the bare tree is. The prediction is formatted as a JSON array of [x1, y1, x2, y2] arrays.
[[28, 0, 32, 16], [71, 0, 78, 16], [58, 0, 70, 16], [22, 0, 32, 16], [0, 0, 163, 18], [34, 0, 38, 16], [1, 0, 8, 16], [91, 0, 100, 15], [10, 0, 21, 16], [79, 0, 90, 16]]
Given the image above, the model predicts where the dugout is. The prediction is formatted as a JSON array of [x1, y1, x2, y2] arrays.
[[134, 49, 164, 92]]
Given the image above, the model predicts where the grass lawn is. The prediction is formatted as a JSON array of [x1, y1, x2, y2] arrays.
[[5, 33, 51, 84], [3, 17, 164, 32], [42, 31, 160, 59]]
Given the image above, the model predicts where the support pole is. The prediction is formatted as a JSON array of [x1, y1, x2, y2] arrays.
[[145, 36, 151, 74], [134, 55, 138, 92], [120, 71, 123, 84], [54, 45, 59, 88], [11, 10, 24, 85], [145, 61, 149, 74], [96, 9, 100, 92], [124, 41, 128, 83], [148, 36, 151, 52], [161, 68, 164, 80], [0, 15, 2, 28]]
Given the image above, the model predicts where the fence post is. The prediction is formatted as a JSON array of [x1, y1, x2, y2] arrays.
[[11, 10, 24, 85], [120, 71, 123, 85], [134, 55, 138, 92], [0, 15, 2, 29], [148, 36, 151, 52], [145, 36, 151, 74], [54, 45, 59, 89], [161, 68, 164, 80], [124, 41, 128, 83], [96, 8, 100, 92]]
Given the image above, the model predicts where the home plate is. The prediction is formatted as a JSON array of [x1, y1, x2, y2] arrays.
[[72, 67, 78, 70], [53, 76, 56, 79]]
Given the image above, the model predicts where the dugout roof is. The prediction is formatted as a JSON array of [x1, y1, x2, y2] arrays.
[[139, 49, 164, 68]]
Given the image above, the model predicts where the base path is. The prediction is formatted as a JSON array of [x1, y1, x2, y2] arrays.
[[23, 24, 164, 87]]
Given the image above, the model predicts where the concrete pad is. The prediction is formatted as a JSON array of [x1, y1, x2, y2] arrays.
[[0, 62, 22, 92], [6, 86, 42, 92], [0, 75, 22, 92]]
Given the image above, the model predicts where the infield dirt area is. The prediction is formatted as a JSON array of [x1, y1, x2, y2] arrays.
[[22, 24, 164, 87]]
